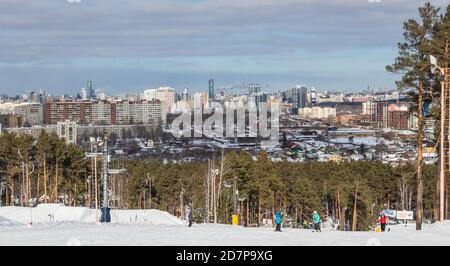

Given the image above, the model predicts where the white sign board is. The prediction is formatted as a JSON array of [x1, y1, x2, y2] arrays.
[[381, 209, 396, 218], [396, 211, 414, 220]]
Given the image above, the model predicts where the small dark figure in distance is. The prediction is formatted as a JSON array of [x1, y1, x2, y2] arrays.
[[188, 211, 194, 227]]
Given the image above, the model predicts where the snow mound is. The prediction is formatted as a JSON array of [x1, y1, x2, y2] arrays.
[[0, 206, 30, 224], [0, 204, 183, 226], [33, 204, 93, 223], [0, 216, 22, 226], [111, 209, 184, 226]]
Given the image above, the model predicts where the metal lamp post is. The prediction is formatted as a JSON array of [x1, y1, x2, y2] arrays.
[[87, 137, 104, 224], [101, 133, 111, 223]]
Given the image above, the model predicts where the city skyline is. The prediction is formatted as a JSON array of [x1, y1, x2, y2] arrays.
[[0, 0, 448, 95]]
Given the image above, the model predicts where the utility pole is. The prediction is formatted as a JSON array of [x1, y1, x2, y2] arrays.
[[101, 132, 110, 223], [86, 137, 104, 224], [94, 151, 99, 223]]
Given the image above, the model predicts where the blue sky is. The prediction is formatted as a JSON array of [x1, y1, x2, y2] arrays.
[[0, 0, 448, 95]]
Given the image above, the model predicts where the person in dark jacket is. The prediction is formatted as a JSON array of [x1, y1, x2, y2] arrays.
[[274, 211, 282, 232], [188, 210, 194, 227]]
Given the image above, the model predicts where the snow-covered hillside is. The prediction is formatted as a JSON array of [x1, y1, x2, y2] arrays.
[[1, 204, 450, 246]]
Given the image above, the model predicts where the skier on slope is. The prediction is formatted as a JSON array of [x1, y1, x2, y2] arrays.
[[275, 211, 282, 232], [312, 211, 321, 232], [188, 210, 194, 227], [378, 213, 388, 232]]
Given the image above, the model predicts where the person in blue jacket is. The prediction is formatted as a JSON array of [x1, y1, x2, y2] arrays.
[[312, 211, 321, 232], [275, 211, 282, 232]]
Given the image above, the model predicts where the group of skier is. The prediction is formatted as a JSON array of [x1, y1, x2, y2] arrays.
[[186, 208, 389, 233], [275, 211, 390, 233], [186, 208, 324, 231], [275, 210, 322, 232]]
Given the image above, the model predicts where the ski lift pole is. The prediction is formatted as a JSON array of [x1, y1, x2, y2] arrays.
[[101, 133, 111, 223]]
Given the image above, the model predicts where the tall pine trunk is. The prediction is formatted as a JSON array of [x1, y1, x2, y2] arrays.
[[416, 80, 424, 230], [445, 44, 449, 219], [337, 188, 344, 231], [352, 184, 359, 231], [54, 159, 59, 204], [25, 159, 29, 207], [37, 172, 40, 203], [258, 193, 261, 226], [44, 153, 47, 203]]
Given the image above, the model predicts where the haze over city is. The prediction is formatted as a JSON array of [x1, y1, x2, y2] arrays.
[[1, 0, 448, 95]]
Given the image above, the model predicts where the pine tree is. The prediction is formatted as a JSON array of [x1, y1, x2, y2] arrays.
[[386, 2, 440, 230]]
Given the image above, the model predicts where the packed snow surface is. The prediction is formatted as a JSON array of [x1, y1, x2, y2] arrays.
[[1, 205, 450, 246]]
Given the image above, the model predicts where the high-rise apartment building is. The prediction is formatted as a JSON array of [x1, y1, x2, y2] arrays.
[[44, 99, 164, 125], [208, 79, 215, 99], [249, 84, 261, 95], [114, 100, 165, 124], [0, 102, 44, 125], [291, 85, 308, 114], [87, 80, 95, 99], [92, 100, 112, 125], [372, 100, 388, 128], [44, 101, 92, 125], [388, 110, 409, 130], [57, 120, 77, 144], [182, 88, 189, 101], [80, 88, 87, 100], [144, 89, 157, 101]]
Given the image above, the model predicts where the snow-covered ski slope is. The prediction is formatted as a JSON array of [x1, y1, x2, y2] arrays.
[[1, 222, 450, 246], [1, 204, 450, 246]]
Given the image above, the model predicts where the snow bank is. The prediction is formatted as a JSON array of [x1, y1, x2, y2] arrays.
[[0, 204, 183, 226], [0, 216, 21, 226], [111, 209, 184, 226]]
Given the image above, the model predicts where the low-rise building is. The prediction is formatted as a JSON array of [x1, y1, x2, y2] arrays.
[[299, 107, 336, 120]]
